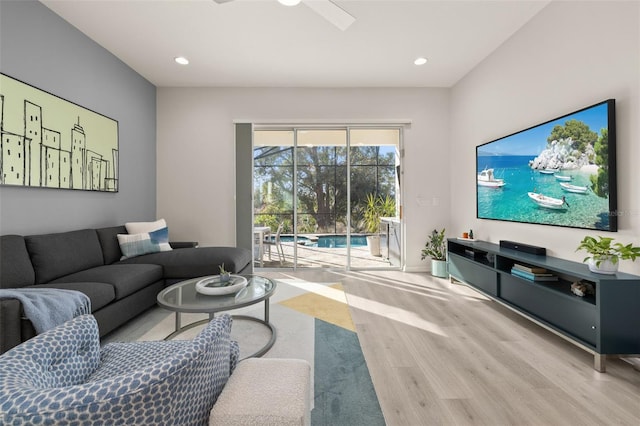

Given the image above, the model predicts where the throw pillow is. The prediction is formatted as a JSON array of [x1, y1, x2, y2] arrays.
[[117, 227, 172, 259], [125, 218, 167, 234]]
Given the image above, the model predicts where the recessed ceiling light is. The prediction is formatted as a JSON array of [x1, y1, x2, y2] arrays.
[[174, 56, 189, 65], [278, 0, 301, 6], [414, 57, 428, 66]]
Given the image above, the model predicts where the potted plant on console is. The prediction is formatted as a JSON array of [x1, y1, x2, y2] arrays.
[[421, 228, 448, 278], [576, 235, 640, 274]]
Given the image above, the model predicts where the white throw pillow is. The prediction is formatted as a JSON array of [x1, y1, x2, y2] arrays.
[[125, 218, 167, 234]]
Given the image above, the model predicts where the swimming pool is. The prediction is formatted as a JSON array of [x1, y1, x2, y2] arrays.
[[274, 235, 368, 248], [316, 235, 367, 248]]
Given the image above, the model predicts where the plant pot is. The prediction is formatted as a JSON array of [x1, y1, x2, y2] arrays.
[[220, 272, 231, 282], [431, 259, 448, 278], [366, 235, 381, 257], [587, 258, 618, 275]]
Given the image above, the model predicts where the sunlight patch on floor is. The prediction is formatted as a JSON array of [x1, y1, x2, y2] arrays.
[[273, 276, 448, 337], [277, 279, 351, 303], [333, 270, 450, 301], [277, 280, 355, 331], [346, 293, 449, 338]]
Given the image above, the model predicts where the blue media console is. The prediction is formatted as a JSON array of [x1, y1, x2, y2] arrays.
[[447, 238, 640, 372]]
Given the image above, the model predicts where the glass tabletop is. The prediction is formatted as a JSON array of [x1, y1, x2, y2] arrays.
[[157, 275, 276, 314]]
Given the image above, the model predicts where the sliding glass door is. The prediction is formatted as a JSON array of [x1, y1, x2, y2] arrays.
[[253, 126, 401, 270], [349, 129, 401, 267]]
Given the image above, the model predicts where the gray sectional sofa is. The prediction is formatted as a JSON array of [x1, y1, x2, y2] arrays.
[[0, 225, 252, 354]]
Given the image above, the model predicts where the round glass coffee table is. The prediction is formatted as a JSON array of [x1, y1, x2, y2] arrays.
[[157, 275, 276, 358]]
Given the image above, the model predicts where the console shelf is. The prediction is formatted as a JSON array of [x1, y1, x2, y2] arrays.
[[447, 238, 640, 372]]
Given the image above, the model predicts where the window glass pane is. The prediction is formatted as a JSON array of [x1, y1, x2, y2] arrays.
[[295, 131, 347, 235], [254, 131, 294, 232]]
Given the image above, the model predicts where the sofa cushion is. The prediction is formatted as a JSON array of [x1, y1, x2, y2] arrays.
[[49, 264, 163, 300], [0, 235, 35, 288], [96, 226, 127, 265], [35, 282, 116, 312], [118, 246, 252, 279], [25, 229, 104, 284]]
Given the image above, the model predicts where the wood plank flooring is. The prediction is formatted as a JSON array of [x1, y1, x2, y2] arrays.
[[334, 270, 640, 426], [259, 269, 640, 425], [109, 269, 640, 425]]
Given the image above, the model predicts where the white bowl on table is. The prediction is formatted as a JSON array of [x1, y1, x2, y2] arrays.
[[195, 275, 248, 295]]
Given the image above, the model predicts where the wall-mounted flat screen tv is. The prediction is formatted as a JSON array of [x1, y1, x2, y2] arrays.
[[476, 99, 616, 231]]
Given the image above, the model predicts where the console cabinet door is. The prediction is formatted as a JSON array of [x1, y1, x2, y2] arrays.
[[500, 274, 597, 346], [448, 254, 498, 296]]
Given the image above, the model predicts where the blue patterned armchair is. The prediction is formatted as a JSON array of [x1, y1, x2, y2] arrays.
[[0, 314, 239, 425]]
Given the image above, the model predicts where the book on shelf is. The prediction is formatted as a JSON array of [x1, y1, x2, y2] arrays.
[[510, 267, 559, 282], [512, 263, 548, 274]]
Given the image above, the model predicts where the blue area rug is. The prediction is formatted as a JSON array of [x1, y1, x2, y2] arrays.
[[311, 318, 385, 426]]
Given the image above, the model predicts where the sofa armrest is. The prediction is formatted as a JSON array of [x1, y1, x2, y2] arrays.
[[170, 241, 199, 249], [0, 298, 36, 354]]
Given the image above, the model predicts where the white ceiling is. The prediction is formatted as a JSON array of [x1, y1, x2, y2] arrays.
[[41, 0, 550, 88]]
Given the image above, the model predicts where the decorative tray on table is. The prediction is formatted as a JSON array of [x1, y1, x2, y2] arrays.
[[195, 275, 248, 295]]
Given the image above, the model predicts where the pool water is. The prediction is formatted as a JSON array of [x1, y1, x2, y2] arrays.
[[317, 235, 367, 248], [278, 236, 309, 244], [273, 235, 368, 248]]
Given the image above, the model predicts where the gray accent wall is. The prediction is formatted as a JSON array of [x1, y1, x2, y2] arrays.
[[235, 123, 253, 256], [0, 0, 156, 235]]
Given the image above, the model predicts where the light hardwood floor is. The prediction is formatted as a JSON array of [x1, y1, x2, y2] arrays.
[[111, 269, 640, 425], [261, 269, 640, 426]]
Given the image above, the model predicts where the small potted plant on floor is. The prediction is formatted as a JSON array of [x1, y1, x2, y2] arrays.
[[576, 235, 640, 274], [421, 228, 447, 278], [218, 263, 231, 283]]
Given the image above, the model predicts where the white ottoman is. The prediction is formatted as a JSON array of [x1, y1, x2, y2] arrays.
[[210, 358, 311, 426]]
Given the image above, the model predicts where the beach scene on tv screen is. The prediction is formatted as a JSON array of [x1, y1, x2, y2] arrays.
[[476, 101, 613, 231]]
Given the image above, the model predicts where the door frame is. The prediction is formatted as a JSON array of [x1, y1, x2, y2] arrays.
[[237, 122, 406, 271]]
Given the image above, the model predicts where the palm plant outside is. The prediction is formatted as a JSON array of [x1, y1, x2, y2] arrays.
[[363, 194, 396, 234]]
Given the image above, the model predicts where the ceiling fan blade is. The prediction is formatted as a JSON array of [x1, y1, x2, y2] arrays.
[[212, 0, 356, 31], [303, 0, 356, 31]]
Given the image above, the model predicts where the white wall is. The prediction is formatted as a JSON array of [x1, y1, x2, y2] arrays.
[[157, 88, 450, 269], [450, 1, 640, 274]]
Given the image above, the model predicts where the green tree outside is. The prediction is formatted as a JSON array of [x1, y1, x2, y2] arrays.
[[254, 144, 397, 234]]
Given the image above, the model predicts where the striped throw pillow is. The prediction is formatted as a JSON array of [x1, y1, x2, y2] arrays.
[[117, 227, 172, 259]]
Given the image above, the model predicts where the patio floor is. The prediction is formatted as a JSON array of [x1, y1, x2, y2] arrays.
[[256, 240, 395, 269]]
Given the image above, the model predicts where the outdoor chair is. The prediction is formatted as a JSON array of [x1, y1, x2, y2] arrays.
[[264, 222, 285, 265], [0, 314, 239, 425]]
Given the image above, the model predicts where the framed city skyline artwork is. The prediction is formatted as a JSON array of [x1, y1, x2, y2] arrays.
[[0, 73, 119, 192]]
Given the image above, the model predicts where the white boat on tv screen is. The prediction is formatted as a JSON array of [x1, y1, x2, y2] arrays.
[[477, 168, 505, 188], [528, 192, 568, 210]]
